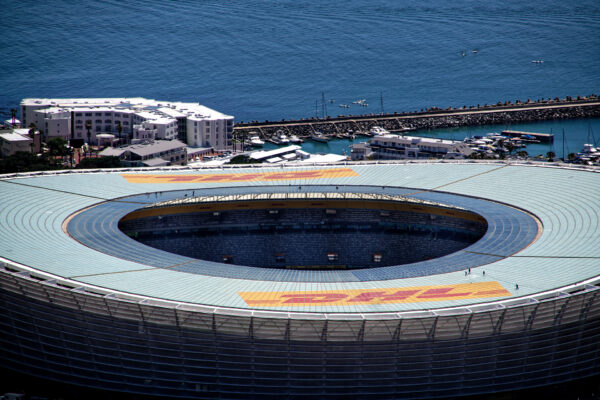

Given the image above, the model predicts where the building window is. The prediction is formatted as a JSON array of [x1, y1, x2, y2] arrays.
[[95, 119, 102, 123], [105, 119, 111, 123], [75, 113, 82, 117], [95, 112, 102, 116], [85, 113, 92, 116], [104, 112, 111, 116]]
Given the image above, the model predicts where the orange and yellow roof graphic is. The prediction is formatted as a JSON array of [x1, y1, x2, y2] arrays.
[[238, 281, 510, 307], [122, 168, 358, 184]]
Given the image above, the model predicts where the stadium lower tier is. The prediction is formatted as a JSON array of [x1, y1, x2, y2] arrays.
[[1, 266, 599, 399]]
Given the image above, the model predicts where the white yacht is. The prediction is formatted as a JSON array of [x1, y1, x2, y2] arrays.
[[289, 135, 303, 144], [277, 131, 290, 144], [249, 135, 264, 147], [370, 126, 390, 136]]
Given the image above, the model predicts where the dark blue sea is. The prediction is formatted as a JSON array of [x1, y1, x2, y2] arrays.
[[2, 0, 599, 156]]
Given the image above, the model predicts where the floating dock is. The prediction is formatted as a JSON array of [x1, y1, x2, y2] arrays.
[[501, 130, 554, 143]]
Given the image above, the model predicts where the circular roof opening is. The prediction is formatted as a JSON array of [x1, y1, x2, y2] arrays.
[[66, 184, 540, 282], [118, 193, 488, 270]]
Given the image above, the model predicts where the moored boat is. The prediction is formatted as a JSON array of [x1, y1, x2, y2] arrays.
[[249, 135, 264, 147], [311, 131, 330, 143], [370, 126, 390, 136]]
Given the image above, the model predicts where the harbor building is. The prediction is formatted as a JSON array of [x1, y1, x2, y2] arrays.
[[19, 98, 234, 151], [350, 135, 473, 161]]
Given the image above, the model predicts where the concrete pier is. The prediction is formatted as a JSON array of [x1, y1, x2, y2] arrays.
[[502, 130, 554, 143], [234, 95, 600, 142]]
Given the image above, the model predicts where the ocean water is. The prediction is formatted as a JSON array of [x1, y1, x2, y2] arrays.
[[1, 0, 599, 152]]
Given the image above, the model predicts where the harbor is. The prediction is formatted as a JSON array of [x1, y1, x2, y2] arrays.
[[234, 96, 600, 145], [255, 117, 600, 163]]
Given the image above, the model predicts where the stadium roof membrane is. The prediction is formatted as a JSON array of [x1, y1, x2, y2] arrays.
[[1, 161, 599, 315]]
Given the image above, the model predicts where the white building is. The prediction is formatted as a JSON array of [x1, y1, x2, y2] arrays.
[[20, 98, 233, 150], [0, 128, 41, 157], [350, 135, 473, 160], [132, 121, 157, 142]]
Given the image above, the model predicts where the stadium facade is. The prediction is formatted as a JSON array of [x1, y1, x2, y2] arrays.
[[0, 161, 599, 399]]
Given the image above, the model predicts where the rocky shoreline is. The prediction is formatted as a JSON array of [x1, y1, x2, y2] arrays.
[[234, 95, 600, 141]]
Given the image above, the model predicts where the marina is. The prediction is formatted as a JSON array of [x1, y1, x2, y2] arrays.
[[257, 117, 600, 162], [234, 97, 600, 147]]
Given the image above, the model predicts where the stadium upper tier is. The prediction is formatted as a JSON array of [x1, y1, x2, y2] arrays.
[[0, 161, 599, 315]]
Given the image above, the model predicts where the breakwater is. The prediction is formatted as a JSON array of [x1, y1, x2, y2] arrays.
[[234, 95, 600, 141]]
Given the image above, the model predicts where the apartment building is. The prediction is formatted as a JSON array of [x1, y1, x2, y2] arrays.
[[20, 98, 234, 151]]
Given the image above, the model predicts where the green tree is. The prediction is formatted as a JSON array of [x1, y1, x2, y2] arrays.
[[568, 153, 577, 162], [84, 120, 92, 157], [0, 151, 59, 173], [546, 151, 556, 162], [46, 137, 70, 163], [228, 155, 261, 165], [10, 108, 17, 125], [116, 121, 123, 143], [77, 156, 121, 169], [504, 141, 515, 155], [28, 123, 37, 154], [85, 120, 92, 146]]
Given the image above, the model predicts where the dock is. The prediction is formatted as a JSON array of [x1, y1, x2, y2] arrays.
[[501, 130, 554, 143]]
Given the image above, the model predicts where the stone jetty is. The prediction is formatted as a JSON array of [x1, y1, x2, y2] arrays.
[[234, 95, 600, 142]]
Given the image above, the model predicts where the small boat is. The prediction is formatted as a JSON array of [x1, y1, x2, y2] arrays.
[[339, 104, 350, 108], [249, 135, 264, 147], [329, 99, 335, 103], [370, 126, 389, 136], [289, 135, 303, 144], [311, 132, 330, 143], [531, 60, 544, 64], [472, 49, 478, 54], [276, 131, 290, 144]]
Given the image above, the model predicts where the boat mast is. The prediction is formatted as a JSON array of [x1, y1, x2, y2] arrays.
[[322, 92, 327, 118], [380, 91, 384, 114]]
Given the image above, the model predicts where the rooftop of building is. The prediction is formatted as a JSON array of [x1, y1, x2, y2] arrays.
[[0, 131, 32, 142], [373, 135, 460, 145], [99, 139, 186, 158], [21, 98, 233, 121], [250, 145, 302, 160]]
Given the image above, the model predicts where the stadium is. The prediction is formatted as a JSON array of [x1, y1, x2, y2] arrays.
[[0, 161, 599, 399]]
